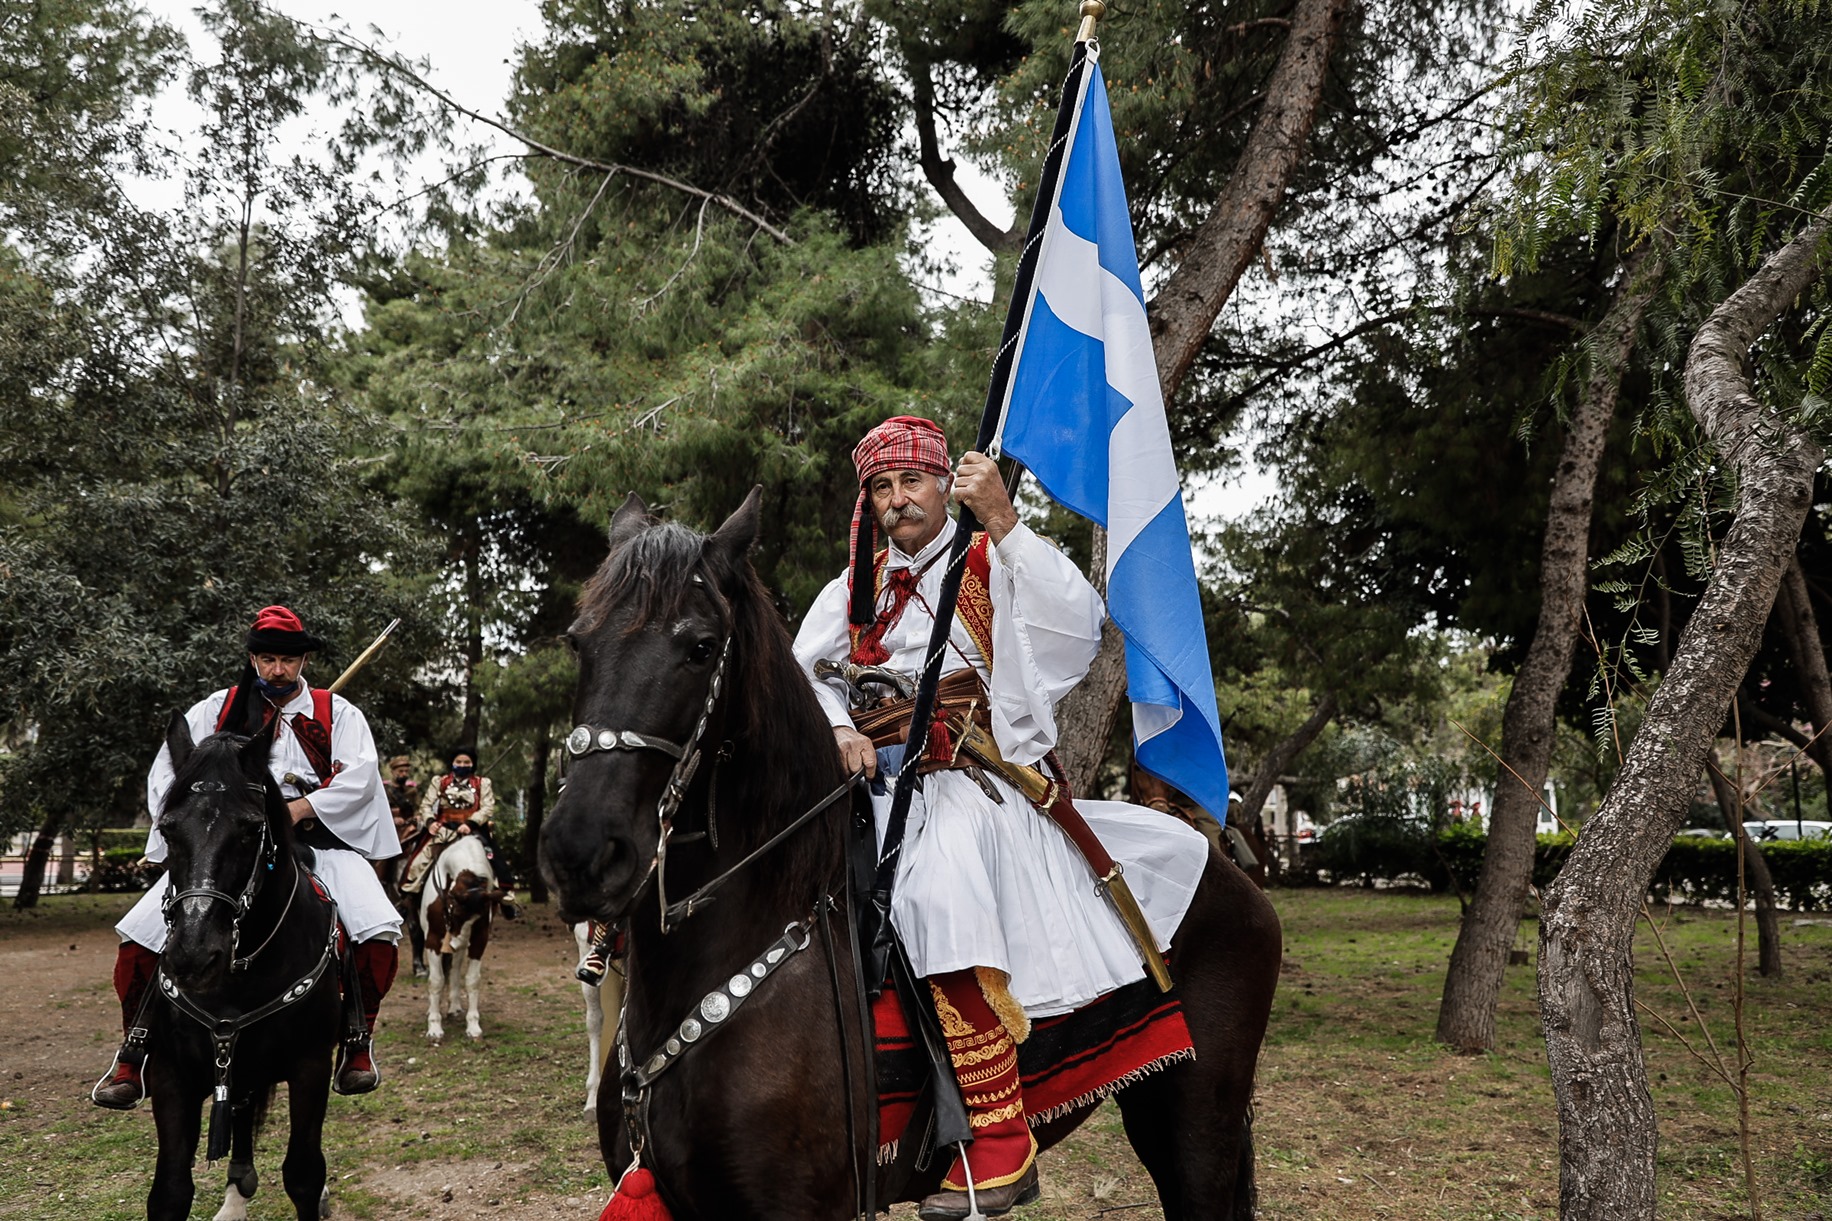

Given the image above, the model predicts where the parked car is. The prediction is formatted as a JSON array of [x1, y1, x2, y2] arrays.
[[1741, 819, 1832, 842]]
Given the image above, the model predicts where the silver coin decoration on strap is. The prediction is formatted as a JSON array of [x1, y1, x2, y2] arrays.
[[618, 918, 814, 1089]]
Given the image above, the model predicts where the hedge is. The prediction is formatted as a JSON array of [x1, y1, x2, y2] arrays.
[[1307, 820, 1832, 910]]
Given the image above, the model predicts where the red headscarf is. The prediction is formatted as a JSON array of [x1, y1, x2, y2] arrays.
[[848, 417, 952, 627]]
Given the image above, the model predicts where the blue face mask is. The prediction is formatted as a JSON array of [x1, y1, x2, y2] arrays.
[[452, 764, 475, 779], [256, 676, 300, 699]]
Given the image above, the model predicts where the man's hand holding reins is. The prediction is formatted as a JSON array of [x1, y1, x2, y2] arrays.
[[952, 451, 1018, 542], [834, 726, 877, 778]]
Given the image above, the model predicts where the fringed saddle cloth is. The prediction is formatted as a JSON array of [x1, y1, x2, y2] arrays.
[[871, 973, 1195, 1162]]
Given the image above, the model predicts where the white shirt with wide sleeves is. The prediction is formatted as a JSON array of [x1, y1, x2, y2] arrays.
[[792, 517, 1208, 1018], [118, 681, 403, 948]]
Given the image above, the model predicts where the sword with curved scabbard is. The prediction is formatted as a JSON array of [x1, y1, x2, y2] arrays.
[[941, 712, 1173, 992]]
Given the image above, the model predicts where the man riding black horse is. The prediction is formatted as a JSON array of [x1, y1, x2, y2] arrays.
[[94, 605, 403, 1107], [792, 416, 1210, 1220]]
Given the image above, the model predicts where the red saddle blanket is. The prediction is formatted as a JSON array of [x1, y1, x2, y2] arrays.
[[871, 974, 1194, 1157]]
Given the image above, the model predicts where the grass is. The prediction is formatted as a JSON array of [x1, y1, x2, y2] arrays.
[[1252, 889, 1832, 1221], [3, 889, 1829, 1218]]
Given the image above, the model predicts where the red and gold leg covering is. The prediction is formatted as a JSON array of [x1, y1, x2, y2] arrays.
[[929, 968, 1036, 1192]]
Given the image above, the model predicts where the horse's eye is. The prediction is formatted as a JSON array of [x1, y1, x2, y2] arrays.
[[688, 638, 717, 664]]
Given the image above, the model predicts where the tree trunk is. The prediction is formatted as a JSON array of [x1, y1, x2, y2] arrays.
[[1538, 211, 1827, 1221], [1236, 691, 1339, 827], [523, 729, 551, 905], [461, 527, 484, 747], [1705, 749, 1783, 978], [1435, 251, 1657, 1053], [1773, 556, 1832, 807], [1055, 0, 1353, 791], [11, 809, 63, 911]]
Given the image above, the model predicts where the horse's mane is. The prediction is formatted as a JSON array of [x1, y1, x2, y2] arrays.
[[579, 517, 847, 885]]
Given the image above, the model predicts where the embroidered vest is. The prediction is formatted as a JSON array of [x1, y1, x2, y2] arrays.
[[216, 687, 335, 788], [434, 774, 484, 824], [847, 531, 995, 668]]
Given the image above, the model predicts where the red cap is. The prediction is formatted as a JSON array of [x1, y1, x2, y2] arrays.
[[245, 605, 324, 654]]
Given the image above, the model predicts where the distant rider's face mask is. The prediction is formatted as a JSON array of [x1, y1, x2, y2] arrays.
[[452, 764, 475, 779]]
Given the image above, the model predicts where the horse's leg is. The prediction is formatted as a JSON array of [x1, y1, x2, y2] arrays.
[[210, 1096, 261, 1221], [147, 1072, 203, 1221], [462, 928, 487, 1039], [1116, 849, 1281, 1221], [281, 1056, 332, 1220], [442, 951, 462, 1017], [425, 951, 447, 1041]]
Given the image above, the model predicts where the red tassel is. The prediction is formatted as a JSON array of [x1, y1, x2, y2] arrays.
[[599, 1167, 671, 1221], [926, 714, 954, 765], [853, 628, 891, 666]]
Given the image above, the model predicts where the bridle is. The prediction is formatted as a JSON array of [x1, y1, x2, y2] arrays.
[[562, 571, 735, 935], [155, 772, 337, 1162], [160, 778, 288, 973], [567, 561, 873, 1215]]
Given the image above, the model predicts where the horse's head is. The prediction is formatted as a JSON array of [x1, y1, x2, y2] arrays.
[[155, 711, 286, 992], [540, 489, 764, 924]]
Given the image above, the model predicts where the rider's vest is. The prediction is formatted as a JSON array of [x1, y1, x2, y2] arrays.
[[432, 775, 485, 824], [846, 532, 996, 766], [847, 531, 995, 667], [216, 687, 335, 789]]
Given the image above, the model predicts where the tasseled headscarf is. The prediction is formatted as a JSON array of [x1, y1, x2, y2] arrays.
[[847, 416, 952, 631]]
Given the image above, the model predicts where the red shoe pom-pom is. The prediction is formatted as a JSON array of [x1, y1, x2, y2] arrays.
[[599, 1167, 671, 1221]]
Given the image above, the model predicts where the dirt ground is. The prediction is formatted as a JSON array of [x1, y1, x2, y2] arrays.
[[3, 890, 1828, 1220], [0, 896, 1166, 1220]]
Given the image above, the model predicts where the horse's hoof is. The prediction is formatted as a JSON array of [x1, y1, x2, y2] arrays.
[[466, 1025, 482, 1040], [319, 1185, 331, 1218]]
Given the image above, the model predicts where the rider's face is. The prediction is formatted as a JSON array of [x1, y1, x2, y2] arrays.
[[868, 468, 950, 554], [250, 653, 306, 687]]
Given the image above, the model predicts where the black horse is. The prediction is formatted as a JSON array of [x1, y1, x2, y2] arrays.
[[540, 490, 1282, 1220], [144, 713, 343, 1221]]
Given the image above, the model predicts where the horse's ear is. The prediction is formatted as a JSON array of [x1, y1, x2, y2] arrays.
[[165, 711, 195, 775], [609, 492, 648, 556], [705, 485, 763, 564]]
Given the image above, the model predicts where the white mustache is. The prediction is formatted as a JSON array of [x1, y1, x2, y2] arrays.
[[879, 503, 928, 532]]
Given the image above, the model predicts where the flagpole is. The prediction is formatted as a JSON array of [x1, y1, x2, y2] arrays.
[[872, 0, 1105, 894]]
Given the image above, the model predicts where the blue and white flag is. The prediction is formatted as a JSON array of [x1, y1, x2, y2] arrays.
[[994, 55, 1230, 817]]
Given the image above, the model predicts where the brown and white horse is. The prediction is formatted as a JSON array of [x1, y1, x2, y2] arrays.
[[419, 835, 499, 1040]]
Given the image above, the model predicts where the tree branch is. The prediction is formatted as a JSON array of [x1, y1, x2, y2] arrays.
[[909, 56, 1020, 254], [303, 22, 795, 246], [1148, 0, 1354, 399]]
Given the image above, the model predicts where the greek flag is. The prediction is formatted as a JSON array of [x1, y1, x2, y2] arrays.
[[994, 56, 1230, 817]]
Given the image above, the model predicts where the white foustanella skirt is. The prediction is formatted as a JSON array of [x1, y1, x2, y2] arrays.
[[116, 846, 404, 949], [871, 764, 1209, 1018]]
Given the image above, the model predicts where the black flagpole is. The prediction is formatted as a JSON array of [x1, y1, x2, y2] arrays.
[[871, 2, 1105, 899]]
